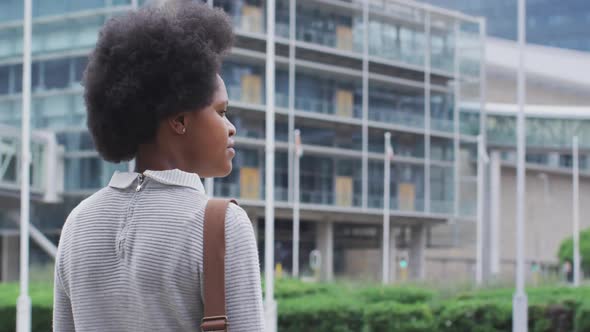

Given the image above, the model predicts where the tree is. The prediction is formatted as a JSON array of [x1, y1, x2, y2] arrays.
[[557, 228, 590, 276]]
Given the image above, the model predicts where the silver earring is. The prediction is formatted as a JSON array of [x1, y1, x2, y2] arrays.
[[182, 128, 186, 134]]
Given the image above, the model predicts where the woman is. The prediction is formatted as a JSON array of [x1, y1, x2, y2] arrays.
[[52, 1, 265, 331]]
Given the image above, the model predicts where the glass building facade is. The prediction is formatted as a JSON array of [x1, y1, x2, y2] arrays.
[[0, 0, 485, 280], [422, 0, 590, 52]]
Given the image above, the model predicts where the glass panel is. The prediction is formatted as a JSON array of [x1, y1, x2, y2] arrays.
[[430, 165, 453, 214], [296, 3, 363, 53], [0, 0, 23, 22], [73, 56, 88, 84], [369, 82, 425, 129], [368, 127, 424, 158], [334, 157, 362, 207], [33, 94, 72, 129], [227, 108, 288, 142], [300, 155, 333, 205], [276, 0, 290, 38], [65, 157, 127, 190], [487, 114, 516, 146], [458, 21, 481, 78], [0, 28, 23, 60], [33, 15, 104, 55], [56, 130, 95, 152], [216, 0, 266, 34], [275, 69, 289, 108], [394, 163, 425, 212], [0, 65, 9, 94], [33, 0, 106, 17], [296, 70, 362, 119], [429, 13, 455, 73], [222, 61, 265, 105], [367, 160, 384, 208], [0, 136, 18, 184], [430, 91, 454, 132], [431, 136, 454, 161], [296, 117, 362, 151], [12, 64, 22, 94], [0, 99, 21, 126], [459, 110, 479, 136], [367, 160, 425, 212], [44, 58, 70, 90], [368, 2, 425, 66], [274, 151, 288, 201]]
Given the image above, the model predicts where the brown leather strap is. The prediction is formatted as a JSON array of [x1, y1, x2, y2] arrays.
[[201, 198, 237, 332]]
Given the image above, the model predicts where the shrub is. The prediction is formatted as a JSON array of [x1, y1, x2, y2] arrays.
[[356, 285, 436, 305], [436, 299, 512, 332], [575, 300, 590, 332], [278, 295, 363, 332], [364, 301, 434, 332]]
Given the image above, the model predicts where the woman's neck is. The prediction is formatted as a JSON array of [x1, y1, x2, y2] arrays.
[[134, 142, 184, 174]]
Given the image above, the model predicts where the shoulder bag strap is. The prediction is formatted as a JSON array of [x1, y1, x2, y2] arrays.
[[201, 198, 238, 332]]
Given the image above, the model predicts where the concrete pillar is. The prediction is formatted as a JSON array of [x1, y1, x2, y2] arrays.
[[2, 235, 19, 282], [409, 225, 426, 280], [316, 221, 334, 281]]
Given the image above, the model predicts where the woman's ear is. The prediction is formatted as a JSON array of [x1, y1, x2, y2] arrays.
[[168, 113, 187, 135]]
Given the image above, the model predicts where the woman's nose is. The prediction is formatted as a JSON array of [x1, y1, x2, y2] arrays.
[[227, 118, 236, 137]]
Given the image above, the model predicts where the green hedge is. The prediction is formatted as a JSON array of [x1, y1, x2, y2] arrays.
[[273, 278, 340, 300], [364, 302, 434, 332], [356, 285, 436, 305], [3, 281, 590, 332], [575, 300, 590, 332], [529, 302, 574, 332], [278, 295, 363, 332], [0, 283, 54, 332], [436, 300, 512, 332]]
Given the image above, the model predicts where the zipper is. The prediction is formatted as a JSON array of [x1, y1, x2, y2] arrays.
[[136, 174, 144, 192], [118, 174, 145, 259]]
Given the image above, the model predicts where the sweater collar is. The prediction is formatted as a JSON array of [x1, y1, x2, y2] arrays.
[[108, 169, 206, 193]]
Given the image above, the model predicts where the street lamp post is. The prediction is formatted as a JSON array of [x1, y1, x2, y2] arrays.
[[17, 0, 33, 331], [513, 0, 528, 330], [382, 132, 393, 284], [573, 136, 581, 287], [292, 130, 302, 278], [264, 0, 277, 331]]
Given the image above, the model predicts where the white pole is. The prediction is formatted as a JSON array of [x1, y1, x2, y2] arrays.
[[513, 0, 528, 330], [204, 0, 216, 196], [573, 136, 581, 287], [476, 134, 486, 285], [17, 0, 32, 331], [264, 0, 277, 331], [382, 132, 393, 284], [490, 151, 501, 277], [292, 129, 302, 278]]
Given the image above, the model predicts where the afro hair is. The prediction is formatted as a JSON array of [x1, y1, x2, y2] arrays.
[[83, 0, 234, 163]]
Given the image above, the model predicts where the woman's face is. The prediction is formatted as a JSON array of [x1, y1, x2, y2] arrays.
[[183, 75, 236, 177]]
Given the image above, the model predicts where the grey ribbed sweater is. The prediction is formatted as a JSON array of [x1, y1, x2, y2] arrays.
[[53, 169, 265, 331]]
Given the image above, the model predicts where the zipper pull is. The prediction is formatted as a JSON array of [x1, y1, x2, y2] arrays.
[[136, 174, 144, 192]]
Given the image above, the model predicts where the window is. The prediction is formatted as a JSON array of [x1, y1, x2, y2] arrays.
[[0, 66, 9, 94], [44, 58, 70, 89]]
